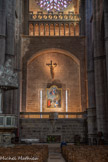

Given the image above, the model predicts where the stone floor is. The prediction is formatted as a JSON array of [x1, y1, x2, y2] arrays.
[[47, 144, 65, 162]]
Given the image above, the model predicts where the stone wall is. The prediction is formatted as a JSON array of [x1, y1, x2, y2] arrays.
[[86, 0, 108, 142], [0, 0, 22, 116], [27, 52, 81, 113], [85, 0, 97, 142], [20, 118, 87, 143], [21, 36, 87, 112], [104, 0, 108, 136]]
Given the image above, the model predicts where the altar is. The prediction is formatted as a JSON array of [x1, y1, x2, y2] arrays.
[[47, 135, 61, 143]]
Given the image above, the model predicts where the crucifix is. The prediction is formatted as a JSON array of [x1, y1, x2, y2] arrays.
[[46, 60, 57, 79]]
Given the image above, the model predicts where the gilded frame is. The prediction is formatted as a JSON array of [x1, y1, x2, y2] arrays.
[[46, 85, 62, 108]]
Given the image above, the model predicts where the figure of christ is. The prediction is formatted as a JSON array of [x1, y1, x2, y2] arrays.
[[46, 60, 57, 79]]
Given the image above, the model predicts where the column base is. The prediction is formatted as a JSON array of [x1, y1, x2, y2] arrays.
[[88, 134, 97, 145]]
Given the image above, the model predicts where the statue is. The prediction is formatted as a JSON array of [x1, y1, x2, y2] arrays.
[[46, 60, 57, 79]]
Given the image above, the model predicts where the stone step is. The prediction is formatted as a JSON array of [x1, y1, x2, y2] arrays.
[[48, 144, 65, 162]]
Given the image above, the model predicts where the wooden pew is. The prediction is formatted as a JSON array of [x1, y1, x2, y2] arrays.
[[0, 145, 48, 162], [62, 145, 108, 162]]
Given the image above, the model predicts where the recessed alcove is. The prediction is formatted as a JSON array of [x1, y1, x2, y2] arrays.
[[25, 50, 81, 114]]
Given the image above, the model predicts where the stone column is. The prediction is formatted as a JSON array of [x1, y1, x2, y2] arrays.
[[3, 0, 17, 115], [0, 89, 3, 113], [65, 89, 68, 118], [0, 0, 7, 65], [104, 0, 108, 133], [6, 0, 16, 57], [79, 0, 85, 35], [93, 0, 107, 140], [86, 0, 97, 144], [40, 90, 42, 118], [22, 0, 29, 35]]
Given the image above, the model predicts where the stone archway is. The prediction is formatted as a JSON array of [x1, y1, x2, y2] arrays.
[[22, 48, 82, 113]]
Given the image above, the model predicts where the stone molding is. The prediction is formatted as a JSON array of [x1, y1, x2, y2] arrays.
[[94, 55, 106, 61], [87, 70, 94, 73]]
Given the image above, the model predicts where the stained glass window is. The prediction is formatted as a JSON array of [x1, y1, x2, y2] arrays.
[[36, 0, 72, 12]]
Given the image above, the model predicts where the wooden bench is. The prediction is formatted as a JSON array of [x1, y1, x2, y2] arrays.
[[62, 145, 108, 162], [0, 145, 48, 162]]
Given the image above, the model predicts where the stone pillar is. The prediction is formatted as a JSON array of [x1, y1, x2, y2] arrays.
[[0, 0, 7, 65], [65, 89, 68, 118], [79, 0, 85, 35], [0, 89, 3, 113], [6, 0, 16, 57], [93, 0, 107, 140], [40, 90, 42, 119], [3, 0, 18, 115], [104, 0, 108, 134], [86, 0, 97, 144], [22, 0, 29, 35], [87, 108, 96, 144]]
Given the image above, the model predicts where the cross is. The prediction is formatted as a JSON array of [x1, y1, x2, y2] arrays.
[[46, 60, 57, 79]]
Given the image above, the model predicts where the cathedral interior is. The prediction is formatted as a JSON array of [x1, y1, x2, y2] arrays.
[[0, 0, 108, 161]]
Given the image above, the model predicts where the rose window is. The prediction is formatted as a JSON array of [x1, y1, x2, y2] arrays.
[[36, 0, 72, 12]]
